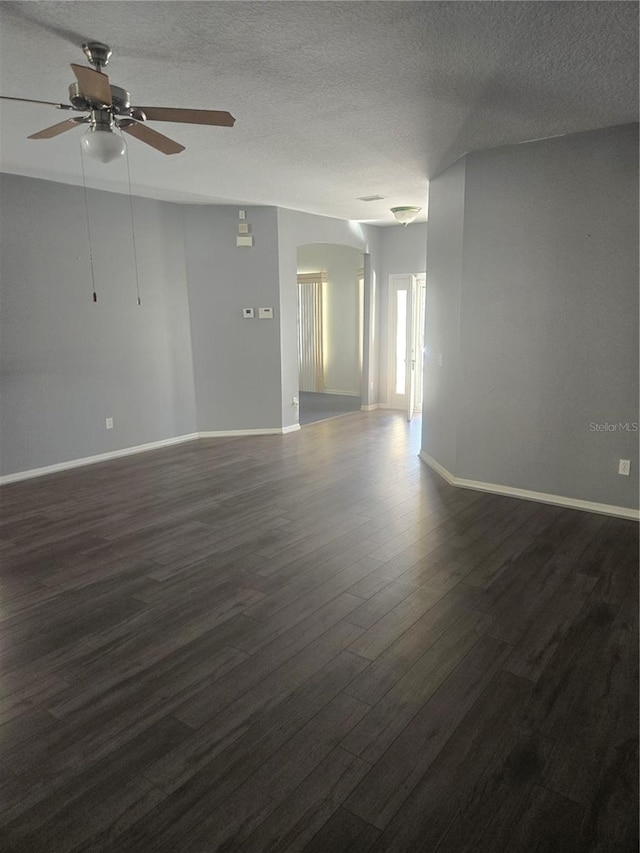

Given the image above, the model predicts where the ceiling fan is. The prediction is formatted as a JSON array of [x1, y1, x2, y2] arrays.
[[0, 42, 235, 162]]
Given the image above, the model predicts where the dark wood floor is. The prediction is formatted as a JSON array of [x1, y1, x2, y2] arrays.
[[1, 411, 638, 852]]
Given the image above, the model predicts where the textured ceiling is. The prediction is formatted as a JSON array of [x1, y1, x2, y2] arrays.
[[0, 1, 637, 225]]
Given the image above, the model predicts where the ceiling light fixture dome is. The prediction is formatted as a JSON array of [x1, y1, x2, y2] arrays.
[[390, 206, 421, 226], [81, 115, 126, 163]]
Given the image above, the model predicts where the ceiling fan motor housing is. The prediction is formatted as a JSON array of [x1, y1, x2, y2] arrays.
[[68, 81, 130, 114]]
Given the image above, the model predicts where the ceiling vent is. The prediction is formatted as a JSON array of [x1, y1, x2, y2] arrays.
[[357, 194, 385, 202]]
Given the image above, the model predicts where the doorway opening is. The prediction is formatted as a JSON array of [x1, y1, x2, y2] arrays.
[[388, 273, 426, 421], [297, 244, 364, 425]]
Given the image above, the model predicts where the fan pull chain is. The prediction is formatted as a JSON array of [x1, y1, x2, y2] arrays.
[[125, 143, 142, 306], [79, 141, 98, 303]]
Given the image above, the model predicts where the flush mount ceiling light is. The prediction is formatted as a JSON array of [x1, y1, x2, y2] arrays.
[[390, 206, 421, 225]]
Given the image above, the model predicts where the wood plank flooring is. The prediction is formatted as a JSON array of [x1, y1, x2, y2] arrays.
[[0, 411, 637, 852]]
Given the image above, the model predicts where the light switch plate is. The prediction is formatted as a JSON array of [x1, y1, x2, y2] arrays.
[[258, 307, 273, 319], [242, 307, 255, 318]]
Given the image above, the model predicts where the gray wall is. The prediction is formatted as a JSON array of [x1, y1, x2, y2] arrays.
[[422, 160, 465, 472], [297, 243, 363, 395], [380, 221, 427, 275], [182, 205, 283, 431], [0, 174, 196, 476], [379, 221, 428, 404], [422, 124, 639, 509], [1, 184, 387, 475]]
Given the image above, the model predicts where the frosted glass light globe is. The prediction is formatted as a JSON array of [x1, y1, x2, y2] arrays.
[[81, 126, 126, 164]]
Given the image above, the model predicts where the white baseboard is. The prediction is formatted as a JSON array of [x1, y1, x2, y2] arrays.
[[320, 389, 361, 397], [361, 404, 412, 412], [199, 426, 300, 438], [0, 433, 199, 485], [0, 426, 304, 485], [419, 452, 457, 485], [419, 451, 640, 521]]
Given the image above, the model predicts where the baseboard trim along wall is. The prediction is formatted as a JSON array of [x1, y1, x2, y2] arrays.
[[199, 426, 301, 438], [321, 389, 361, 397], [419, 451, 640, 522], [361, 404, 380, 412], [0, 426, 302, 485], [0, 433, 200, 485]]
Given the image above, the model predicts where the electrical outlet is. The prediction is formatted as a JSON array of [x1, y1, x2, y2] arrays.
[[618, 459, 631, 476], [292, 396, 299, 406], [105, 417, 114, 430]]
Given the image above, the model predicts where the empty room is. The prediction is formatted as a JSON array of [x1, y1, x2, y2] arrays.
[[0, 2, 638, 851]]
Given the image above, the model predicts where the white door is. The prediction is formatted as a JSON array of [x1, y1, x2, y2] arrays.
[[411, 274, 426, 419], [388, 273, 426, 419]]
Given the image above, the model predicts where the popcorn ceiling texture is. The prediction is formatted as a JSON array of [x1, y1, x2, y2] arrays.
[[0, 1, 637, 224]]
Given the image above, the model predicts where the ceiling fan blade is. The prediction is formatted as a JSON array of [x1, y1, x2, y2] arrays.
[[1, 95, 74, 110], [70, 63, 112, 106], [28, 118, 84, 139], [120, 121, 185, 155], [132, 106, 235, 127]]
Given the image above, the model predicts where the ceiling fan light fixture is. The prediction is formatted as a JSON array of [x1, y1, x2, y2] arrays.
[[390, 206, 421, 226], [81, 124, 126, 163]]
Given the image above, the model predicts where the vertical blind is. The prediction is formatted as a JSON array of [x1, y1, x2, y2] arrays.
[[297, 272, 326, 392]]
